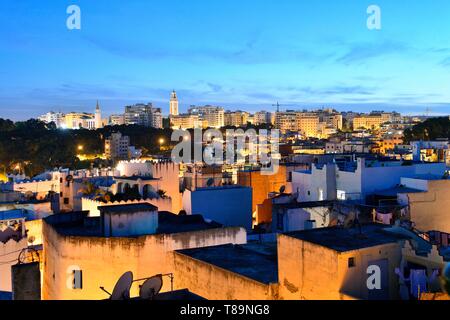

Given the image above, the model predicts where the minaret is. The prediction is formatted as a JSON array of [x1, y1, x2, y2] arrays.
[[170, 90, 179, 116], [95, 100, 103, 129]]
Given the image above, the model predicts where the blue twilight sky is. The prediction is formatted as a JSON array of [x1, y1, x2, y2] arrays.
[[1, 0, 450, 120]]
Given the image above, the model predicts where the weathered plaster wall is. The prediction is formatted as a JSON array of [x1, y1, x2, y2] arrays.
[[173, 251, 278, 300], [407, 180, 450, 233], [42, 223, 246, 300]]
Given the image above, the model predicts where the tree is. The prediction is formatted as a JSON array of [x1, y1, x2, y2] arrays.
[[403, 117, 450, 143]]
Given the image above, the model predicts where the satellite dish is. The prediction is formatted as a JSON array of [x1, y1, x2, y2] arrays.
[[110, 271, 133, 300], [206, 178, 214, 187], [66, 175, 73, 182], [139, 275, 163, 300], [279, 185, 286, 194]]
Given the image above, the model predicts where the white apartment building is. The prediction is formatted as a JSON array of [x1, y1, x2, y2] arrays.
[[124, 103, 162, 128], [38, 111, 65, 128], [105, 132, 131, 162], [292, 158, 446, 202], [224, 111, 249, 127], [188, 105, 225, 128], [254, 111, 274, 125], [109, 114, 125, 126]]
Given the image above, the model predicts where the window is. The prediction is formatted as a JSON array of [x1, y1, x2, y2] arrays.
[[348, 257, 356, 268], [64, 198, 69, 205], [73, 270, 83, 289], [59, 192, 63, 197]]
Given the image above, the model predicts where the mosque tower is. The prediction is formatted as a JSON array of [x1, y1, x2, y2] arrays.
[[169, 90, 179, 116], [95, 100, 103, 129]]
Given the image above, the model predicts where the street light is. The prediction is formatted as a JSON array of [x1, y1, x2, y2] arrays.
[[159, 138, 165, 152], [78, 145, 84, 152]]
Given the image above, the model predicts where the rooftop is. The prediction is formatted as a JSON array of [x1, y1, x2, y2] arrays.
[[284, 223, 408, 252], [0, 209, 26, 221], [409, 174, 446, 181], [99, 203, 158, 214], [176, 243, 277, 284], [113, 176, 159, 181], [45, 210, 223, 238], [374, 186, 425, 197], [193, 185, 250, 192], [273, 200, 335, 209]]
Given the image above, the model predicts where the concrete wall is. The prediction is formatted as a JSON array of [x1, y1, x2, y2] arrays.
[[238, 166, 290, 214], [277, 234, 402, 300], [82, 198, 172, 217], [25, 219, 43, 245], [0, 238, 28, 292], [360, 161, 445, 196], [12, 262, 41, 300], [0, 202, 52, 218], [183, 186, 253, 231], [292, 164, 337, 202], [152, 162, 183, 214], [173, 251, 278, 300], [406, 180, 450, 233], [116, 160, 152, 177], [42, 222, 246, 300], [13, 179, 60, 195], [401, 177, 429, 191], [294, 160, 446, 202], [102, 210, 158, 237]]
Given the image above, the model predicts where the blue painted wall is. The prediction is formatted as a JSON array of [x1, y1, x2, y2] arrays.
[[187, 186, 253, 231]]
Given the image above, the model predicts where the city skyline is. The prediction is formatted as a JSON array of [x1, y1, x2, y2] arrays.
[[1, 0, 450, 120]]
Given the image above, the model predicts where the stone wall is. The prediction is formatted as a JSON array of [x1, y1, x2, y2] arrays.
[[42, 221, 246, 300]]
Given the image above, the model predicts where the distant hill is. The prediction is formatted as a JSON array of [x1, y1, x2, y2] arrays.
[[403, 117, 450, 143]]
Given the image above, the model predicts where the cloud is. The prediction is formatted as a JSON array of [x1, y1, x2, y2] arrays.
[[440, 57, 450, 67], [206, 82, 223, 92], [82, 33, 330, 66], [336, 41, 410, 65]]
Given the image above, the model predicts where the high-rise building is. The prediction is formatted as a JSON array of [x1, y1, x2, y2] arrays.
[[170, 90, 179, 116], [254, 111, 273, 125], [352, 114, 385, 130], [275, 111, 298, 133], [171, 114, 203, 130], [104, 132, 130, 162], [224, 111, 249, 127], [38, 111, 65, 128], [151, 107, 163, 129], [189, 105, 224, 128], [95, 100, 103, 129], [297, 114, 319, 138], [124, 103, 162, 128], [109, 114, 125, 126]]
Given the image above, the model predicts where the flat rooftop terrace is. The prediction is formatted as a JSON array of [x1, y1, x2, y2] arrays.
[[176, 243, 277, 285], [45, 211, 223, 237], [284, 223, 408, 252]]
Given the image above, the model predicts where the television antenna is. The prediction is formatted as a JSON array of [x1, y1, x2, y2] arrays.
[[139, 274, 163, 300], [100, 271, 133, 300]]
